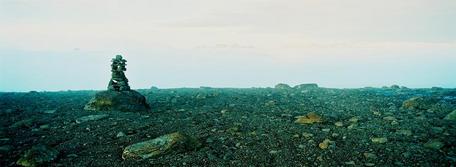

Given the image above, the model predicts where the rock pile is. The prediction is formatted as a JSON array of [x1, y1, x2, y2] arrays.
[[84, 55, 150, 112]]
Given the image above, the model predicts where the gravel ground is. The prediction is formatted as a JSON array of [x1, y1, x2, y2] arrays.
[[0, 86, 455, 166]]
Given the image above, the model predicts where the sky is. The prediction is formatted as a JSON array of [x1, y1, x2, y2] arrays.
[[0, 0, 455, 92]]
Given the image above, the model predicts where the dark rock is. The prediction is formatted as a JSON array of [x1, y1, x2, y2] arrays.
[[84, 90, 150, 112], [16, 145, 59, 167]]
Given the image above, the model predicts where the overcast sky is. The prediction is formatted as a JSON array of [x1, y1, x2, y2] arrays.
[[1, 0, 455, 91]]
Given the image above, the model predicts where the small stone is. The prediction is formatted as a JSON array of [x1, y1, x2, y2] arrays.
[[269, 150, 278, 154], [75, 114, 109, 124], [302, 133, 314, 138], [396, 130, 412, 136], [391, 121, 399, 125], [371, 137, 388, 144], [423, 140, 444, 150], [39, 124, 49, 129], [322, 128, 330, 132], [364, 163, 375, 166], [298, 144, 305, 149], [116, 132, 126, 138], [292, 134, 300, 138], [363, 152, 378, 159], [383, 116, 397, 121], [334, 121, 343, 127], [373, 111, 381, 116], [348, 117, 359, 123], [318, 139, 332, 149], [42, 110, 56, 114], [66, 154, 78, 158], [344, 161, 356, 165], [347, 124, 357, 129]]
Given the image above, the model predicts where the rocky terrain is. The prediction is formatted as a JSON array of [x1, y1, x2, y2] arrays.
[[0, 85, 455, 166]]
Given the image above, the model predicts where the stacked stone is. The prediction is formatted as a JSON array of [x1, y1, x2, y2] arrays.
[[108, 55, 131, 91]]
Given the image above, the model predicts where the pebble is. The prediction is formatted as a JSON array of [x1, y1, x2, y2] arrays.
[[318, 139, 332, 149], [383, 116, 396, 121], [396, 130, 412, 136], [349, 117, 359, 123], [371, 137, 388, 144], [344, 161, 356, 165], [116, 132, 126, 138], [76, 114, 109, 124], [322, 128, 331, 132], [302, 133, 314, 138], [269, 150, 278, 154], [334, 122, 343, 127], [43, 109, 57, 114], [363, 152, 378, 159], [364, 163, 375, 166]]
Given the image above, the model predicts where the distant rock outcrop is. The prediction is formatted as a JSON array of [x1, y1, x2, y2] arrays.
[[274, 83, 292, 89], [84, 55, 150, 112], [294, 83, 319, 89]]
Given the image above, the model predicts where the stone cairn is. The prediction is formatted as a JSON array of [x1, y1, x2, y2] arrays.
[[108, 55, 131, 91], [84, 55, 150, 112]]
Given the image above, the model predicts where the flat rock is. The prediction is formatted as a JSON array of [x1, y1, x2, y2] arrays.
[[424, 140, 444, 150], [76, 114, 109, 124], [16, 145, 59, 167], [42, 110, 56, 114], [10, 118, 35, 128], [122, 132, 200, 160], [371, 137, 388, 144], [295, 112, 322, 124], [84, 90, 150, 112]]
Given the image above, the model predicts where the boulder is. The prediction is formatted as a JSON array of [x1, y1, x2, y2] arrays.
[[16, 145, 59, 167], [122, 132, 200, 160], [294, 112, 323, 124], [401, 96, 438, 110], [84, 90, 150, 112]]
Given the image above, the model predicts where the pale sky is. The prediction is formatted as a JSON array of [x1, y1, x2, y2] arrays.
[[1, 0, 455, 91]]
